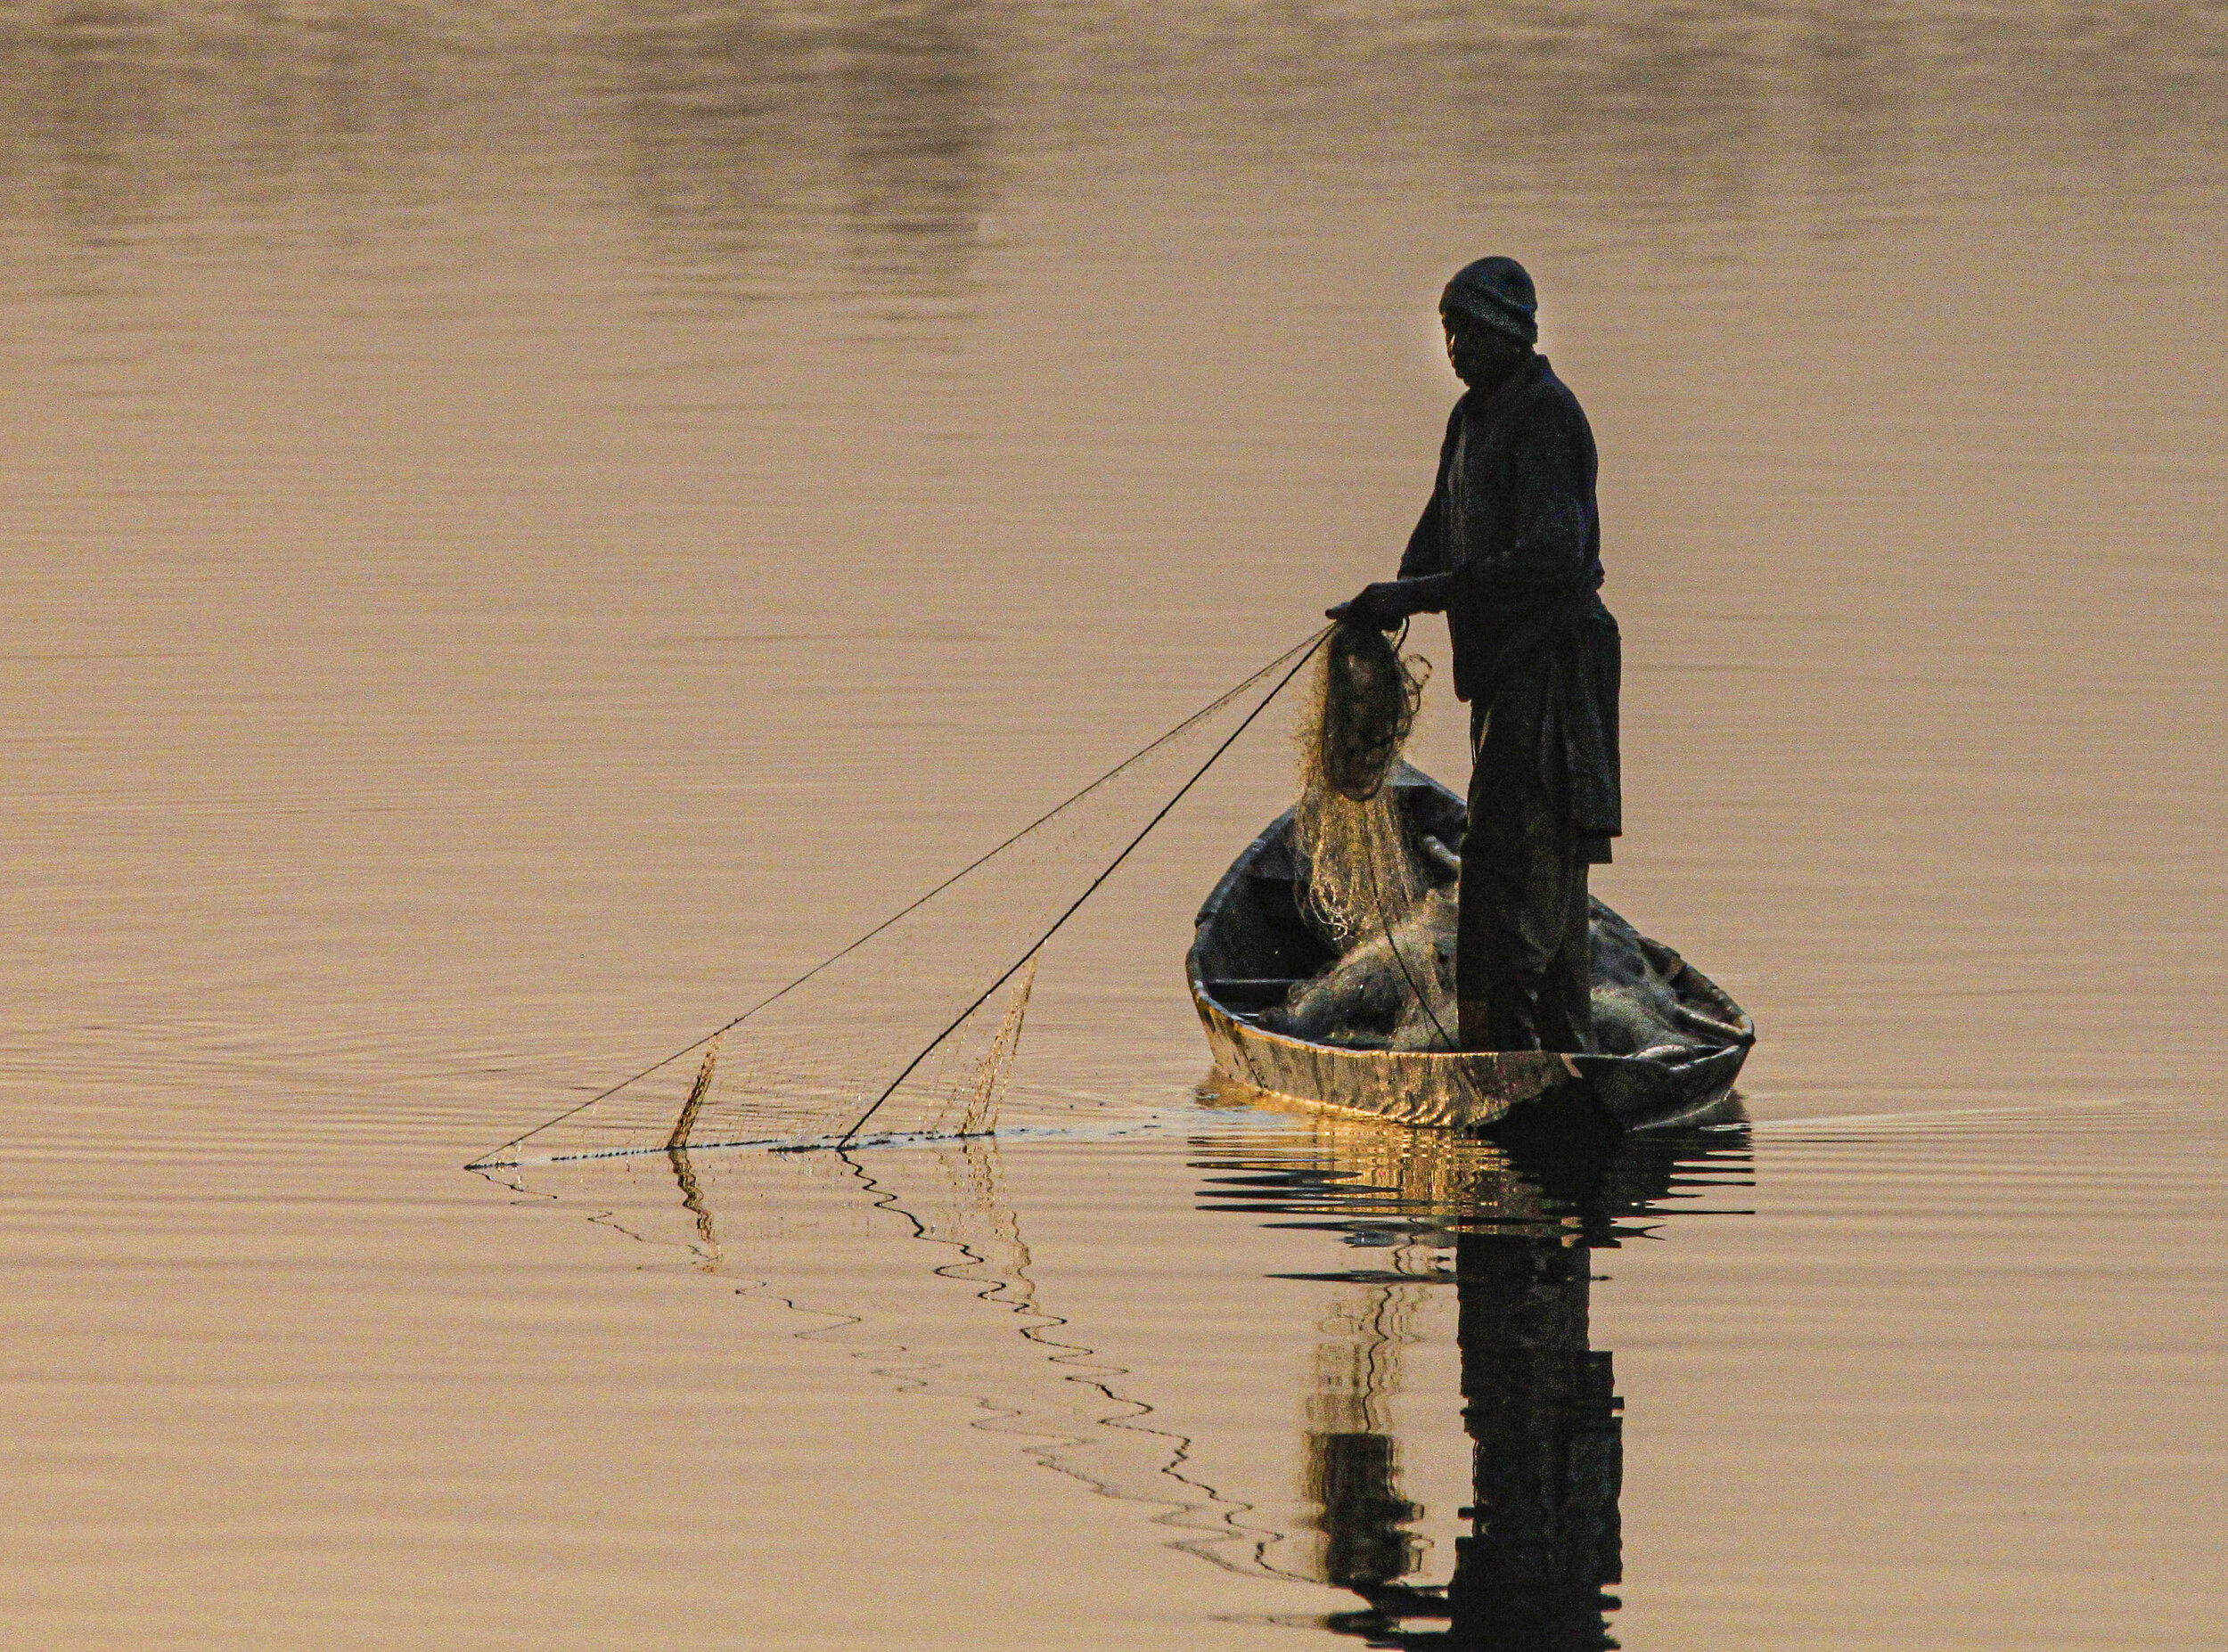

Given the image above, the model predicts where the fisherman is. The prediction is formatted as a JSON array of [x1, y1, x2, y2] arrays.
[[1330, 257, 1620, 1055]]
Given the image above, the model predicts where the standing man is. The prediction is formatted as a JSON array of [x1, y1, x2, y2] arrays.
[[1331, 257, 1620, 1055]]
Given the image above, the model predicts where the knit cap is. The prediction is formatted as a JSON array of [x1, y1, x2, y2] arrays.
[[1440, 256, 1538, 345]]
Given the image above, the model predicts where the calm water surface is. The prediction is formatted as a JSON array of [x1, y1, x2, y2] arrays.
[[2, 4, 2224, 1648]]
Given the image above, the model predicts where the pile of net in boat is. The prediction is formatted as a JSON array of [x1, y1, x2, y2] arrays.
[[470, 633, 1327, 1167], [1266, 890, 1749, 1058]]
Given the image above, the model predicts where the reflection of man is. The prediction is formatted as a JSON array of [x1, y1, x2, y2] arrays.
[[1305, 1229, 1624, 1651], [1447, 1230, 1623, 1650], [1331, 258, 1621, 1054]]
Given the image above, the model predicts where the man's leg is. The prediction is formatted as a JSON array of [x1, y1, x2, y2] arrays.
[[1457, 768, 1578, 1052], [1534, 858, 1593, 1055]]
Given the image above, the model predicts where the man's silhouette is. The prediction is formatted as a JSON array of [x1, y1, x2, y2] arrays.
[[1332, 258, 1622, 1054]]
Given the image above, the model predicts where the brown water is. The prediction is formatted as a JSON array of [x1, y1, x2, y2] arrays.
[[4, 4, 2224, 1647]]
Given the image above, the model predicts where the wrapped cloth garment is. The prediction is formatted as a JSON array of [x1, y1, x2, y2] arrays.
[[1459, 692, 1592, 1053]]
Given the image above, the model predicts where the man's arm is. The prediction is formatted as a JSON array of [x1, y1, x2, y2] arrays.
[[1327, 570, 1455, 629]]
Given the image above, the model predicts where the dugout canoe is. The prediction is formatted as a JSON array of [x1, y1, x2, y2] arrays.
[[1187, 765, 1754, 1133]]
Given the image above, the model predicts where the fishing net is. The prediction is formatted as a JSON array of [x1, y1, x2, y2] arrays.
[[469, 631, 1328, 1168], [1290, 621, 1432, 949]]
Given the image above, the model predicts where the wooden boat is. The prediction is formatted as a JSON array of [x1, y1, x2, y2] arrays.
[[1187, 765, 1754, 1133]]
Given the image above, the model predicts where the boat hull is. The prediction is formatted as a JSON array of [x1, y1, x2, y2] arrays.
[[1188, 766, 1753, 1133]]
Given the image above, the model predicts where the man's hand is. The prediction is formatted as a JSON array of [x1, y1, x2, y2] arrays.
[[1326, 581, 1413, 631]]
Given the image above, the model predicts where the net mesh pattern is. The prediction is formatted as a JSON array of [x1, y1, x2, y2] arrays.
[[1290, 622, 1432, 949]]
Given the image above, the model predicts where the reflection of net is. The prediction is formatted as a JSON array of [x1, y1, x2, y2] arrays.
[[1290, 621, 1431, 948], [841, 1141, 1307, 1576], [471, 633, 1326, 1167], [1304, 1284, 1429, 1589], [500, 1138, 1308, 1576]]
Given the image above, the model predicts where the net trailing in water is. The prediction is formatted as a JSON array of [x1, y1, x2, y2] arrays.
[[469, 632, 1328, 1167]]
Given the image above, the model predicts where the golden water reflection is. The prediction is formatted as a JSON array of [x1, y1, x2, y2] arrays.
[[1192, 1092, 1751, 1646]]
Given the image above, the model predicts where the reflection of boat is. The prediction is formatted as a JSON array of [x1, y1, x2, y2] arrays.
[[1187, 765, 1754, 1133], [1192, 1090, 1752, 1648]]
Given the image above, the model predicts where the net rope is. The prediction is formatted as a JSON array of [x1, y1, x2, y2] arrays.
[[469, 629, 1329, 1168]]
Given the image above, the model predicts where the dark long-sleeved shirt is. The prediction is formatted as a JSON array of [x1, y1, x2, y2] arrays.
[[1394, 353, 1623, 842]]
